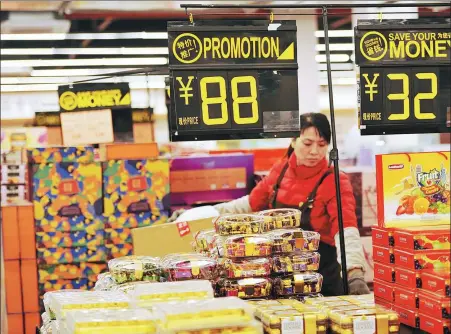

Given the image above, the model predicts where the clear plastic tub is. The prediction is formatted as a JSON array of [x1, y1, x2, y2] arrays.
[[258, 208, 302, 230], [272, 253, 321, 274], [223, 235, 273, 258], [94, 272, 117, 291], [270, 229, 320, 253], [273, 272, 323, 296], [43, 289, 80, 320], [216, 278, 272, 299], [194, 229, 217, 253], [162, 253, 219, 281], [215, 214, 267, 236], [222, 258, 271, 279], [108, 256, 165, 284]]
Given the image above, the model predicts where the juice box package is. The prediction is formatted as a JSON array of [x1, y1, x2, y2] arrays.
[[36, 230, 104, 249], [393, 226, 450, 251], [376, 151, 450, 228]]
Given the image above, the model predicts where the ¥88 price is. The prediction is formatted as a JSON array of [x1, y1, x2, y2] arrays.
[[199, 75, 259, 126]]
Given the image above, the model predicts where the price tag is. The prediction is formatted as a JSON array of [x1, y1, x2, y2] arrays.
[[176, 221, 191, 237], [353, 316, 376, 334], [281, 316, 304, 334]]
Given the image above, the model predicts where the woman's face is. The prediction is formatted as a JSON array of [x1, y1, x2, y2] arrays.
[[293, 126, 329, 167]]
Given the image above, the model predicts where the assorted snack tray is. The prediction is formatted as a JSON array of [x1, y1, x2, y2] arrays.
[[269, 229, 320, 253], [272, 253, 321, 274], [162, 253, 219, 281], [215, 214, 267, 236], [107, 256, 166, 284], [258, 209, 302, 230], [273, 272, 323, 296], [216, 278, 272, 299]]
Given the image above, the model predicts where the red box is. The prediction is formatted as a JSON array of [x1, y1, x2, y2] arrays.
[[421, 270, 451, 297], [373, 279, 394, 302], [418, 290, 451, 320], [394, 285, 418, 310], [395, 266, 421, 290], [392, 305, 419, 328], [375, 297, 392, 309], [394, 226, 451, 251], [419, 313, 450, 334], [374, 262, 396, 283], [372, 226, 394, 247], [394, 249, 451, 271], [373, 246, 395, 265]]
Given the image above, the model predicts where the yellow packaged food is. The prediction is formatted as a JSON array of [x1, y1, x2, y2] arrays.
[[273, 272, 323, 296], [172, 320, 263, 334], [216, 277, 272, 299], [329, 308, 400, 334], [258, 209, 302, 230], [215, 214, 267, 235], [260, 308, 328, 334]]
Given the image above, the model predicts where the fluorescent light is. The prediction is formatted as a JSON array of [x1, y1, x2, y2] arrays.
[[316, 43, 354, 52], [315, 30, 354, 38], [31, 68, 141, 77], [1, 75, 167, 85], [0, 32, 168, 41], [1, 57, 168, 68], [315, 54, 350, 63], [1, 47, 169, 56]]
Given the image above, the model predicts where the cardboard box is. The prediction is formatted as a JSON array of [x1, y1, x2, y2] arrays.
[[20, 260, 40, 313], [373, 279, 394, 302], [37, 262, 107, 282], [27, 146, 95, 164], [392, 305, 419, 328], [374, 262, 395, 283], [393, 285, 418, 310], [17, 203, 36, 260], [419, 313, 450, 333], [132, 218, 215, 257], [1, 206, 20, 260], [372, 226, 394, 247], [38, 278, 90, 294], [395, 266, 420, 290], [105, 228, 133, 245], [4, 260, 23, 313], [35, 230, 104, 249], [373, 246, 395, 265], [106, 243, 133, 259], [418, 290, 451, 319], [7, 313, 24, 334], [105, 143, 159, 160], [393, 226, 450, 251], [376, 151, 450, 228], [421, 270, 450, 297], [1, 164, 27, 184], [24, 313, 40, 334], [394, 248, 450, 271], [36, 246, 107, 265], [1, 185, 27, 205]]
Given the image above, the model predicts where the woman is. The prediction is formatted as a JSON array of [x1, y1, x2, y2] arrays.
[[170, 113, 369, 296]]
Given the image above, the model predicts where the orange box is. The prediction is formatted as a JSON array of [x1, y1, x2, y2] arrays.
[[4, 260, 23, 314], [20, 260, 39, 313], [419, 313, 450, 333], [7, 313, 24, 334], [393, 285, 418, 310], [372, 226, 394, 247], [392, 304, 419, 328], [24, 313, 40, 334], [373, 279, 394, 302], [105, 143, 158, 160], [373, 245, 395, 265], [17, 203, 36, 260], [1, 206, 20, 260]]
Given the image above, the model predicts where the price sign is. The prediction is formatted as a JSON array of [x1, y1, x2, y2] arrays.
[[355, 19, 450, 135], [167, 20, 299, 141]]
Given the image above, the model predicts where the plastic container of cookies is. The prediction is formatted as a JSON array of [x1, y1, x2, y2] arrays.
[[329, 308, 400, 334], [162, 253, 219, 281], [222, 258, 271, 279], [223, 235, 273, 258], [215, 214, 267, 236], [273, 272, 323, 296], [108, 256, 166, 284], [216, 278, 272, 299], [272, 253, 321, 274], [258, 208, 301, 230], [194, 229, 217, 253], [269, 229, 320, 254]]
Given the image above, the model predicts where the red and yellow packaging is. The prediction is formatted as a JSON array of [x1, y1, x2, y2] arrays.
[[376, 151, 450, 228], [394, 249, 451, 271], [393, 285, 418, 310], [374, 297, 392, 309], [374, 262, 396, 283], [372, 226, 394, 247], [419, 313, 450, 333], [373, 279, 394, 302], [418, 291, 451, 319], [393, 226, 450, 251], [395, 267, 420, 290], [373, 246, 395, 265], [421, 270, 451, 297], [392, 305, 419, 328]]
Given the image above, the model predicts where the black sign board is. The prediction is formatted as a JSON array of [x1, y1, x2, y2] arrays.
[[35, 112, 61, 127], [58, 83, 131, 112], [355, 19, 451, 135], [167, 20, 299, 141]]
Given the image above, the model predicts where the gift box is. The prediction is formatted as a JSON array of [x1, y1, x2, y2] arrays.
[[36, 230, 104, 248], [375, 297, 393, 310], [374, 262, 396, 283], [393, 285, 418, 310], [38, 278, 91, 294], [105, 228, 133, 245], [36, 246, 107, 264], [392, 305, 420, 328], [28, 146, 95, 164], [1, 164, 27, 184], [1, 184, 27, 204], [395, 266, 421, 290], [38, 263, 107, 282], [106, 243, 133, 259], [393, 226, 450, 251], [81, 262, 108, 281], [373, 279, 394, 302], [419, 313, 451, 333], [376, 151, 450, 228], [372, 226, 394, 247], [394, 249, 451, 271], [421, 269, 451, 297], [373, 246, 395, 265], [418, 290, 451, 319]]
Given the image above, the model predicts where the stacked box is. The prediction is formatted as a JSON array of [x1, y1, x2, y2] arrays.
[[30, 146, 107, 308], [1, 164, 29, 205], [103, 158, 169, 259]]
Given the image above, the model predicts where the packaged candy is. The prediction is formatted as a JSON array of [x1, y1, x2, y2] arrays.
[[420, 269, 450, 297], [329, 308, 400, 334], [273, 272, 323, 296], [108, 256, 166, 284], [272, 253, 320, 275], [43, 289, 80, 320], [418, 290, 451, 320], [393, 226, 450, 251], [194, 229, 217, 253], [217, 278, 272, 299], [419, 313, 451, 333], [223, 235, 272, 258], [94, 273, 117, 291], [222, 258, 271, 279], [162, 253, 219, 281], [270, 229, 320, 254], [215, 214, 267, 236], [394, 248, 451, 271], [258, 208, 301, 230], [259, 307, 328, 334]]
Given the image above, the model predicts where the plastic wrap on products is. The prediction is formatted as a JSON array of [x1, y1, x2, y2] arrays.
[[258, 209, 301, 230], [65, 308, 160, 334], [132, 280, 214, 308], [162, 320, 263, 334], [222, 258, 271, 279], [108, 256, 166, 284], [328, 308, 400, 334], [162, 253, 219, 281], [223, 235, 273, 258], [194, 229, 217, 253], [260, 307, 328, 334], [94, 273, 117, 291], [216, 277, 272, 299], [269, 229, 320, 254], [43, 290, 81, 320], [112, 281, 155, 295], [272, 253, 320, 275], [215, 214, 267, 236], [49, 290, 131, 320], [273, 272, 323, 296]]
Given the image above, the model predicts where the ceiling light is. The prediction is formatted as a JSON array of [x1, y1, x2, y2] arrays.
[[0, 32, 168, 41], [1, 47, 169, 56], [1, 75, 167, 85], [1, 57, 168, 68], [315, 30, 354, 38], [315, 54, 350, 63]]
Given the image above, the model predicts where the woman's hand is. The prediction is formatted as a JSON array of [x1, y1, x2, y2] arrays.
[[347, 268, 370, 295]]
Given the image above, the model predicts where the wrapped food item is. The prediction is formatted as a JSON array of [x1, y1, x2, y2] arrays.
[[258, 209, 301, 230], [108, 256, 165, 284], [270, 229, 320, 254], [164, 320, 263, 334], [329, 308, 400, 334], [260, 308, 328, 334], [222, 258, 271, 279], [273, 272, 323, 296], [65, 308, 160, 334], [194, 229, 217, 253], [113, 281, 155, 295], [94, 272, 117, 291], [43, 290, 80, 320], [216, 278, 272, 299], [223, 235, 273, 258], [272, 253, 320, 275], [215, 214, 267, 236], [163, 253, 219, 281]]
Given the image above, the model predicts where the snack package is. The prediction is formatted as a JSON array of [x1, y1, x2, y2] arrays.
[[394, 248, 451, 271], [393, 226, 450, 251], [108, 256, 166, 284], [373, 246, 395, 265], [216, 278, 272, 299], [393, 285, 418, 310], [372, 226, 394, 247], [420, 269, 451, 297], [395, 266, 420, 290], [162, 253, 219, 281], [418, 290, 451, 320], [194, 229, 217, 253], [215, 214, 267, 235], [273, 272, 323, 296], [94, 273, 117, 291], [270, 229, 320, 254], [36, 246, 107, 264], [373, 279, 394, 302], [257, 209, 302, 230], [28, 146, 95, 164], [260, 308, 328, 334], [419, 313, 451, 333], [392, 304, 419, 328], [222, 258, 271, 279], [373, 262, 396, 283], [329, 308, 400, 334], [272, 253, 320, 275], [223, 235, 273, 258], [35, 230, 105, 249], [376, 151, 450, 228], [163, 320, 263, 334], [43, 289, 81, 320], [112, 281, 155, 295]]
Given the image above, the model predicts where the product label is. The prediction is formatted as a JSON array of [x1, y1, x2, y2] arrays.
[[176, 222, 191, 237], [281, 316, 304, 334], [353, 316, 376, 334]]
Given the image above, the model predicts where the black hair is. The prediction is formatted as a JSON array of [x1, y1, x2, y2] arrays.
[[286, 112, 331, 157]]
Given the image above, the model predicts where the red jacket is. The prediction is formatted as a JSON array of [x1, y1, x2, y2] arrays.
[[249, 154, 358, 246]]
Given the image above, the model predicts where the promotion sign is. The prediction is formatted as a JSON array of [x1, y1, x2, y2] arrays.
[[167, 20, 299, 141], [355, 19, 450, 135], [58, 83, 131, 112]]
